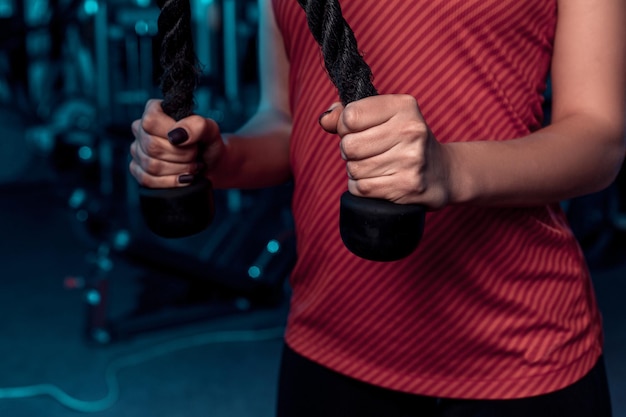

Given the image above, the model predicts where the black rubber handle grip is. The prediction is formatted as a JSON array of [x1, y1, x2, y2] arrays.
[[139, 179, 214, 238], [138, 0, 214, 238], [298, 0, 426, 261], [339, 192, 425, 262]]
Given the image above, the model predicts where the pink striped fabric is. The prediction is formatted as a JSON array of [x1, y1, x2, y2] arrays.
[[274, 0, 603, 399]]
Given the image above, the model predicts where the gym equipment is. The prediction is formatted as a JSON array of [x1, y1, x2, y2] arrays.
[[138, 0, 214, 238], [297, 0, 426, 261], [0, 107, 32, 184], [67, 183, 295, 344]]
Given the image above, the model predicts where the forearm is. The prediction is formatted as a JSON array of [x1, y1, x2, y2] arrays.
[[447, 113, 625, 207], [208, 108, 292, 189]]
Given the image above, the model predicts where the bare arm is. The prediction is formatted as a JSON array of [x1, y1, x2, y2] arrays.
[[211, 0, 293, 189], [320, 0, 625, 208], [130, 0, 292, 190], [446, 0, 626, 206]]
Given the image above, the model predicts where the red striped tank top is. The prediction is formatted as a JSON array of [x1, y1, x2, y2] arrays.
[[274, 0, 604, 399]]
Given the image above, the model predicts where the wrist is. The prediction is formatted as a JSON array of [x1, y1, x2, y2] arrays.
[[205, 134, 237, 189], [442, 142, 479, 206]]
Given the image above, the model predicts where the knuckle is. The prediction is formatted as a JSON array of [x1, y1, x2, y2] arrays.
[[407, 146, 425, 167], [144, 137, 163, 158], [186, 114, 205, 127], [397, 172, 423, 195], [341, 135, 356, 157], [129, 161, 147, 186], [141, 111, 159, 133], [398, 94, 418, 107], [143, 157, 160, 175], [354, 180, 373, 196], [341, 104, 362, 130], [346, 161, 357, 179], [403, 119, 428, 139], [131, 119, 141, 135], [146, 99, 162, 114]]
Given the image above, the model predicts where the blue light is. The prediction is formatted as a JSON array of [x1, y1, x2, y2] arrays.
[[267, 239, 280, 254], [84, 0, 98, 15], [78, 146, 93, 161], [248, 266, 261, 279], [69, 188, 86, 209], [0, 1, 14, 19], [86, 290, 101, 305], [113, 230, 131, 251], [135, 21, 149, 36]]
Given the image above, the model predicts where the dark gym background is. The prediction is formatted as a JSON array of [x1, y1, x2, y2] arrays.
[[0, 1, 624, 416]]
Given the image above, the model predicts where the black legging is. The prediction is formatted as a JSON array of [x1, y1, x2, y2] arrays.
[[276, 344, 612, 417]]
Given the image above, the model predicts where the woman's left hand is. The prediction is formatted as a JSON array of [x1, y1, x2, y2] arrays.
[[319, 94, 452, 210]]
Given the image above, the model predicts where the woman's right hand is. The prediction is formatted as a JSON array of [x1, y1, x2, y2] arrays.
[[129, 99, 225, 188]]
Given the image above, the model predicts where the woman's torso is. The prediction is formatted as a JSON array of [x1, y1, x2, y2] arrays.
[[273, 0, 603, 399]]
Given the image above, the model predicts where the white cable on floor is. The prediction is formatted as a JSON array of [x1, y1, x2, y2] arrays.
[[0, 326, 285, 413]]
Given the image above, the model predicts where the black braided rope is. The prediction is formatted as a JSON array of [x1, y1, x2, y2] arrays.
[[297, 0, 378, 104], [156, 0, 200, 121]]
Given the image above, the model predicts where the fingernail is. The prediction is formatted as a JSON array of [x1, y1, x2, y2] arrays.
[[178, 174, 194, 184], [168, 128, 188, 145], [318, 109, 333, 126]]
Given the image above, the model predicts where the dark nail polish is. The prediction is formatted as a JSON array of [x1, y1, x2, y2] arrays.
[[178, 174, 194, 184], [318, 109, 333, 126], [168, 128, 188, 145]]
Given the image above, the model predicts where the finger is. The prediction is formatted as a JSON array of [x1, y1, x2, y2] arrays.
[[129, 159, 200, 189], [340, 122, 403, 161], [337, 94, 421, 136], [133, 139, 202, 176], [345, 154, 396, 181], [336, 96, 394, 136], [347, 174, 423, 205], [318, 103, 344, 134], [131, 119, 141, 138], [136, 113, 202, 164], [136, 131, 195, 164], [341, 119, 429, 163], [167, 115, 222, 148], [344, 143, 422, 181], [347, 176, 387, 200], [141, 99, 175, 139]]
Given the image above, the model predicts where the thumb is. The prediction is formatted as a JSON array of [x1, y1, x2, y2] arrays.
[[168, 115, 221, 147], [318, 103, 344, 134]]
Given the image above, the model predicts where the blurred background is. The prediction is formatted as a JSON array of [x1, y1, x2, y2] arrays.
[[0, 0, 623, 416]]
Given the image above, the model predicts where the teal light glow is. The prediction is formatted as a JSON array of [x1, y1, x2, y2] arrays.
[[86, 289, 101, 305], [267, 239, 280, 254], [78, 146, 93, 161], [135, 21, 149, 36], [83, 0, 98, 15], [248, 266, 261, 279], [0, 1, 14, 19], [113, 230, 131, 251]]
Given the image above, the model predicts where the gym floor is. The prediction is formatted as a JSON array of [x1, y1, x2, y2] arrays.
[[0, 156, 625, 417]]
